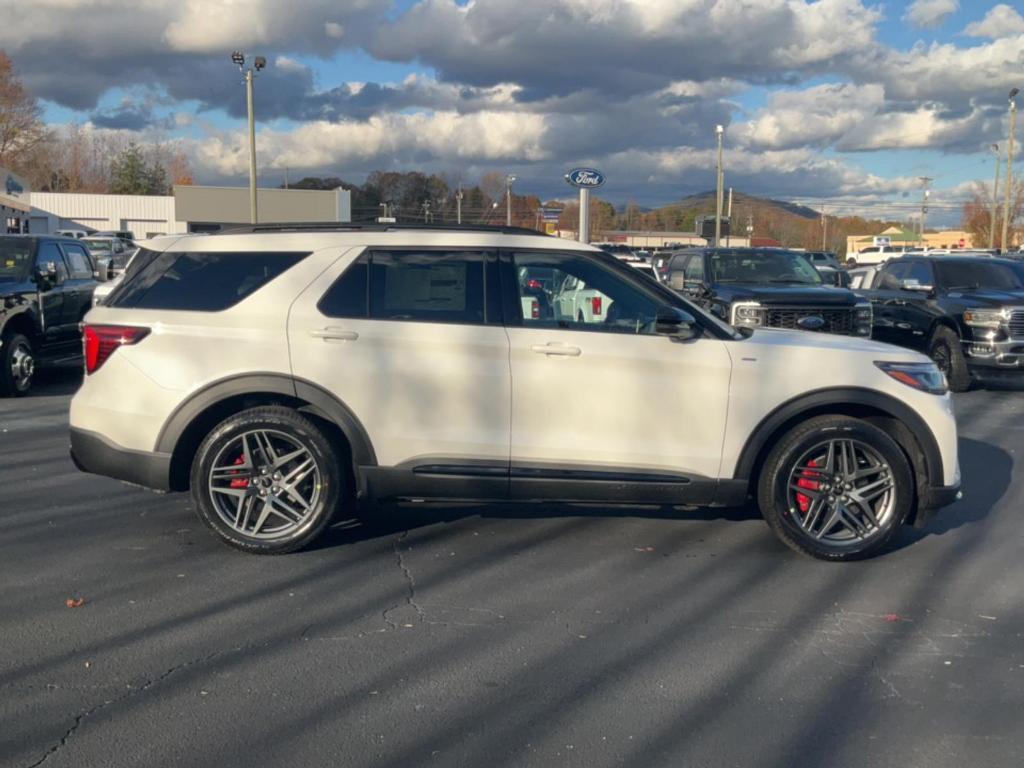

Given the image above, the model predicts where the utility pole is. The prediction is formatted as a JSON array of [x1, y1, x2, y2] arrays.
[[715, 125, 725, 247], [231, 51, 268, 224], [821, 204, 827, 250], [284, 166, 289, 190], [746, 214, 754, 244], [918, 177, 933, 246], [505, 174, 517, 227], [1002, 88, 1019, 251], [422, 200, 433, 223], [990, 144, 1001, 249], [726, 187, 733, 245], [456, 186, 463, 225]]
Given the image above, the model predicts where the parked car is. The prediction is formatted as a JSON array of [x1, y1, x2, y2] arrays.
[[92, 230, 136, 243], [853, 245, 911, 265], [663, 247, 873, 336], [54, 229, 88, 240], [857, 255, 1024, 391], [0, 235, 99, 395], [83, 236, 136, 279], [802, 251, 842, 270], [70, 224, 960, 561]]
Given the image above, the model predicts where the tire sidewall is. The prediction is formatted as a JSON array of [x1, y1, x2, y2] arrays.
[[0, 332, 34, 397], [929, 327, 970, 392], [759, 418, 913, 561], [190, 408, 341, 554]]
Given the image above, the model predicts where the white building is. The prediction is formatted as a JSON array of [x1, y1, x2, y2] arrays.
[[29, 185, 352, 237]]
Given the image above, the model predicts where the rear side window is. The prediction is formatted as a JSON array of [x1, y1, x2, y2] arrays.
[[370, 251, 486, 323], [318, 255, 368, 318], [108, 251, 309, 311], [61, 243, 94, 279]]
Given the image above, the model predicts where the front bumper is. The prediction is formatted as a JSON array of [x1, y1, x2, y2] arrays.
[[70, 427, 171, 491], [963, 337, 1024, 369]]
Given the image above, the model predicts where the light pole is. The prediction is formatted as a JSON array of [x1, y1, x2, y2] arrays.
[[990, 143, 1001, 250], [1002, 88, 1019, 251], [231, 51, 267, 225], [505, 174, 516, 226], [918, 177, 932, 245], [714, 125, 724, 247], [456, 186, 463, 225]]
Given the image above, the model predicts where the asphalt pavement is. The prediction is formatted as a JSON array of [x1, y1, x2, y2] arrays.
[[2, 366, 1023, 768]]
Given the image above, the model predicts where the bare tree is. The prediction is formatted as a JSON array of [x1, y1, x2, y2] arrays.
[[0, 51, 48, 167]]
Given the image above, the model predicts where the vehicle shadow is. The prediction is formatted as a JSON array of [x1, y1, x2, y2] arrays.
[[899, 436, 1010, 545], [971, 372, 1024, 392], [26, 364, 82, 398]]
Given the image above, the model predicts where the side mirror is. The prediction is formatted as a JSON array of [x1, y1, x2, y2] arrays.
[[899, 278, 933, 293], [655, 306, 698, 341], [35, 262, 58, 289]]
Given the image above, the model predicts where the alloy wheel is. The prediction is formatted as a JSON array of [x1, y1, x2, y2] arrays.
[[785, 438, 897, 547], [10, 342, 34, 392], [207, 429, 322, 539]]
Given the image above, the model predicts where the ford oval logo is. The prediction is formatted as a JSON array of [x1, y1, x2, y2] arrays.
[[797, 315, 826, 330], [565, 168, 606, 188]]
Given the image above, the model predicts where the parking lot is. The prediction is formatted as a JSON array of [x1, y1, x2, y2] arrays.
[[2, 367, 1023, 768]]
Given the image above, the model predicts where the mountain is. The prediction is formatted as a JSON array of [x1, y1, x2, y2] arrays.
[[656, 191, 821, 221]]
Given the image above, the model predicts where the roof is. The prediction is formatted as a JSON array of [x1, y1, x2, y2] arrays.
[[216, 222, 546, 237]]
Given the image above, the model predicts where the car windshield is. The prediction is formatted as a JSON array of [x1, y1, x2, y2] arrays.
[[708, 250, 822, 285], [83, 239, 113, 255], [0, 239, 32, 282], [935, 261, 1024, 291]]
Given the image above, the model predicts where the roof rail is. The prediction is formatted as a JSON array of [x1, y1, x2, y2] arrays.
[[214, 222, 549, 237]]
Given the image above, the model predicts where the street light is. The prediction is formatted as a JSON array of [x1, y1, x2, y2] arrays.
[[1002, 88, 1019, 251], [505, 174, 517, 226], [231, 51, 268, 224], [715, 125, 725, 247], [990, 143, 1001, 250]]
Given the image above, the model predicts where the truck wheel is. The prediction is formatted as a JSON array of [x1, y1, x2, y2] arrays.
[[189, 406, 344, 554], [0, 332, 35, 397], [757, 415, 913, 561], [928, 326, 970, 392]]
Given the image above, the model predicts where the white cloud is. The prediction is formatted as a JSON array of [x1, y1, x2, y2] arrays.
[[904, 0, 959, 29], [964, 4, 1024, 39]]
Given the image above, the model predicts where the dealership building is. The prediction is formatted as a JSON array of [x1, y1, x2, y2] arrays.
[[24, 183, 352, 238], [2, 167, 31, 233]]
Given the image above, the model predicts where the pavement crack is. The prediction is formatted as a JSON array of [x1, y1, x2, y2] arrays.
[[384, 530, 425, 628]]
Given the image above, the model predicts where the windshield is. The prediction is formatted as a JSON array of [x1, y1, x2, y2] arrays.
[[935, 261, 1024, 291], [83, 239, 113, 255], [0, 239, 32, 282], [709, 250, 822, 285]]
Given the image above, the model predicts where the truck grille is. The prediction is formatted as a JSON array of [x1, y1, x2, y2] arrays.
[[1008, 310, 1024, 340], [765, 307, 856, 335]]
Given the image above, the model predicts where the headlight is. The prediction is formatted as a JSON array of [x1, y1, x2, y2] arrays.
[[732, 303, 764, 326], [854, 302, 873, 336], [963, 309, 1006, 328], [875, 361, 947, 395]]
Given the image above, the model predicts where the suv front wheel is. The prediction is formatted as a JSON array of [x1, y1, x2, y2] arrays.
[[0, 332, 35, 397], [190, 406, 343, 554], [757, 415, 913, 561]]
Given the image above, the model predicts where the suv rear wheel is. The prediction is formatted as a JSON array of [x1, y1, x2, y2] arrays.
[[757, 415, 913, 561], [0, 332, 35, 397], [190, 406, 343, 554]]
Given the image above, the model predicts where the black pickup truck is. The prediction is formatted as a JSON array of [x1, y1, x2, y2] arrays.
[[0, 235, 100, 396], [857, 255, 1024, 391], [662, 247, 873, 336]]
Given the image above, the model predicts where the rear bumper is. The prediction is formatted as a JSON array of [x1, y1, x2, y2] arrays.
[[69, 427, 171, 492]]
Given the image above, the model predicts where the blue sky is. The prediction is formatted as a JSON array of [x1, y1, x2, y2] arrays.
[[6, 1, 1024, 223]]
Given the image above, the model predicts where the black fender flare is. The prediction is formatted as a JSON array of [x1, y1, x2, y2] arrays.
[[154, 373, 377, 468], [0, 303, 43, 339], [733, 387, 943, 487]]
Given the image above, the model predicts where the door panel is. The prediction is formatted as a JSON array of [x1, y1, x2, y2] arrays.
[[506, 251, 732, 497], [32, 242, 68, 349], [288, 248, 511, 470]]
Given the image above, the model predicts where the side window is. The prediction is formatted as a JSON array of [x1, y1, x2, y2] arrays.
[[666, 254, 688, 290], [108, 251, 309, 311], [36, 243, 69, 281], [368, 250, 487, 324], [61, 243, 93, 279], [318, 255, 368, 318], [513, 251, 661, 335], [684, 255, 704, 282], [877, 263, 906, 290], [904, 261, 933, 287]]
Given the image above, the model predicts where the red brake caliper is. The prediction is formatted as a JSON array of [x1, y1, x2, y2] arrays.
[[229, 455, 249, 489], [795, 459, 819, 514]]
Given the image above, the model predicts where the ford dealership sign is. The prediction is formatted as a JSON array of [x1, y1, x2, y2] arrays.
[[565, 168, 605, 188]]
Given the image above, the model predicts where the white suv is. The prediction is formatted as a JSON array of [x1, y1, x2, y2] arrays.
[[70, 225, 961, 560]]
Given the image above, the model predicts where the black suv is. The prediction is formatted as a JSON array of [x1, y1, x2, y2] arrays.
[[663, 247, 872, 336], [858, 255, 1024, 391], [0, 235, 100, 396]]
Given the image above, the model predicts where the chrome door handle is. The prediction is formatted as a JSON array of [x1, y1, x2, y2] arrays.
[[309, 328, 359, 342], [531, 343, 581, 357]]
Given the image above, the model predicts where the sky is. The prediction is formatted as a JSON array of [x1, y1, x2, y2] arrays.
[[3, 0, 1024, 225]]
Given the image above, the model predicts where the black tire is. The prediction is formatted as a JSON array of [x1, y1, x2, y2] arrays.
[[0, 332, 35, 397], [189, 406, 344, 554], [928, 326, 970, 392], [757, 415, 914, 561]]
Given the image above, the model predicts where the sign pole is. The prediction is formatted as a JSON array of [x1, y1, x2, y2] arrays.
[[579, 188, 590, 244]]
